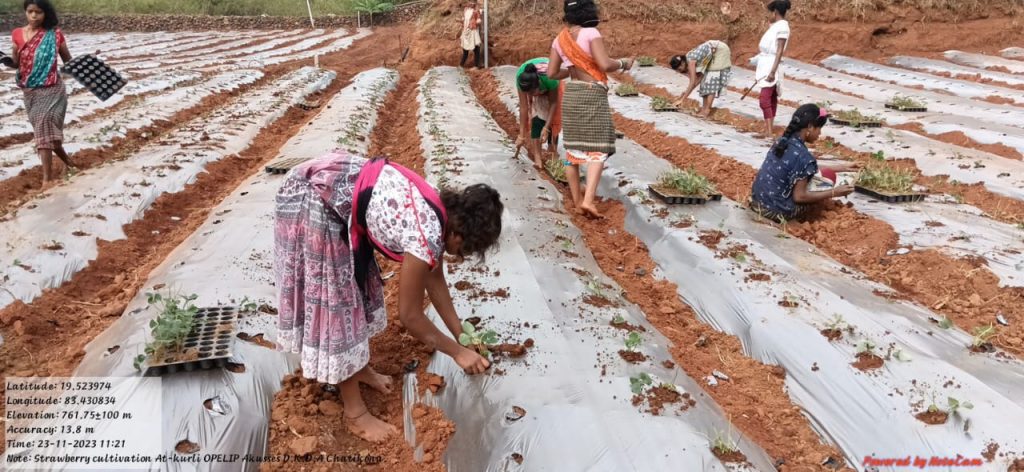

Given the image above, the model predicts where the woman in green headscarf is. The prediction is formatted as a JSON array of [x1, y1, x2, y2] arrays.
[[515, 58, 563, 170]]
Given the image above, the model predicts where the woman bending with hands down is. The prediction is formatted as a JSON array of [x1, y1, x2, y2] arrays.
[[750, 104, 858, 223], [547, 0, 634, 219], [9, 0, 78, 184], [275, 151, 503, 442], [515, 58, 563, 170]]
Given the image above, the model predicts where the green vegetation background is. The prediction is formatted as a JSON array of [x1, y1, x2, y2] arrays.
[[0, 0, 362, 16]]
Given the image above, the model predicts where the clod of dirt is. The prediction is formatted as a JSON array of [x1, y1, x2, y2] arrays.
[[41, 241, 64, 251], [662, 360, 675, 369], [851, 352, 884, 371], [778, 298, 800, 308], [712, 447, 747, 464], [610, 319, 646, 332], [106, 345, 120, 354], [318, 399, 343, 416], [71, 230, 89, 237], [632, 386, 684, 415], [454, 280, 475, 291], [820, 329, 843, 341], [982, 442, 998, 462], [698, 230, 726, 249], [493, 343, 528, 358], [289, 436, 317, 456], [618, 350, 648, 364], [225, 362, 246, 373], [511, 453, 524, 464], [257, 304, 278, 315], [237, 332, 276, 349], [970, 342, 995, 353], [175, 439, 200, 455], [811, 362, 820, 372], [1008, 458, 1024, 471], [924, 220, 945, 228], [464, 316, 481, 327], [505, 406, 526, 422], [745, 273, 772, 282], [583, 294, 616, 308], [915, 409, 949, 425], [523, 338, 534, 348], [424, 373, 446, 394]]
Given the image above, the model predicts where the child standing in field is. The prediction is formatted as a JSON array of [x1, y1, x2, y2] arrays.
[[9, 0, 78, 185]]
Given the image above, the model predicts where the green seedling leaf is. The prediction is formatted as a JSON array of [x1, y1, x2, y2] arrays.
[[612, 314, 626, 324], [625, 332, 642, 351], [629, 373, 654, 394], [458, 333, 472, 346], [480, 331, 500, 346]]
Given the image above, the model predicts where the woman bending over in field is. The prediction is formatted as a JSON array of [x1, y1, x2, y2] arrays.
[[275, 151, 503, 442]]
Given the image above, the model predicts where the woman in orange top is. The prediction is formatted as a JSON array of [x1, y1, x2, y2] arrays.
[[546, 0, 634, 219]]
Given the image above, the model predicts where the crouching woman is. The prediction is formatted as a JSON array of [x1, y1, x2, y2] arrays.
[[274, 151, 503, 442], [750, 104, 856, 222]]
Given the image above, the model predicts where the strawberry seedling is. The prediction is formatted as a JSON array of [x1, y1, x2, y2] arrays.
[[629, 373, 654, 394], [459, 321, 499, 359], [624, 332, 643, 351]]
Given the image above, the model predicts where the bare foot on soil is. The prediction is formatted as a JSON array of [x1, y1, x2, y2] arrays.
[[355, 366, 393, 395], [345, 410, 397, 443], [580, 204, 604, 219]]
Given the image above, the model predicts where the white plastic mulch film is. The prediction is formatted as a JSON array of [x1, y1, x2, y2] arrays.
[[492, 65, 1024, 471], [0, 67, 331, 314], [1, 68, 401, 470], [409, 66, 775, 471], [626, 65, 1024, 289]]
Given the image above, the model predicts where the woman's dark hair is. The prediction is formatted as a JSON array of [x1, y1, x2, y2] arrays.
[[670, 55, 687, 72], [24, 0, 59, 29], [767, 0, 791, 17], [772, 103, 827, 158], [564, 0, 600, 27], [442, 184, 503, 260], [518, 63, 541, 92]]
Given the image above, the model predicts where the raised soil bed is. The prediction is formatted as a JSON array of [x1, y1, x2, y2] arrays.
[[143, 306, 238, 376], [649, 185, 723, 205], [854, 185, 927, 203]]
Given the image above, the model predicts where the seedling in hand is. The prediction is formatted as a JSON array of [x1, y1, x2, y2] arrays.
[[459, 320, 499, 359]]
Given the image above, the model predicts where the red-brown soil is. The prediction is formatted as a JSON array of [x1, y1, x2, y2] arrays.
[[821, 329, 843, 341], [469, 69, 850, 470], [631, 386, 693, 416], [915, 409, 950, 425], [851, 353, 885, 371], [893, 122, 1023, 161], [618, 350, 648, 364], [712, 446, 748, 464]]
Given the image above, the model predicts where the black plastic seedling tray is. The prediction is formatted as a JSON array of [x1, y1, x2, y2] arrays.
[[830, 118, 883, 128], [62, 54, 127, 102], [265, 157, 311, 174], [652, 106, 680, 113], [649, 185, 723, 205], [143, 306, 239, 377], [854, 186, 926, 203], [884, 103, 927, 113], [615, 90, 640, 97]]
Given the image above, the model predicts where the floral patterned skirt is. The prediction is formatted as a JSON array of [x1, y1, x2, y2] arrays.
[[274, 153, 386, 385]]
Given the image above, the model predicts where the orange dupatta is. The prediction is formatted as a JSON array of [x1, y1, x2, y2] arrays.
[[556, 28, 607, 84]]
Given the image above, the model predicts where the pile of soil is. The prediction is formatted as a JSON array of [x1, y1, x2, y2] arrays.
[[618, 350, 647, 364], [914, 409, 949, 425], [851, 352, 885, 371], [610, 319, 646, 332], [712, 446, 748, 464], [698, 230, 726, 249], [631, 386, 695, 416]]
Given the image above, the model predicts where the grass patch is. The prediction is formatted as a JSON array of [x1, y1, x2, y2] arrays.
[[856, 163, 915, 193]]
